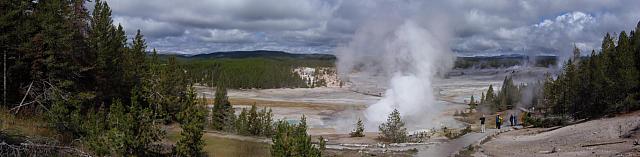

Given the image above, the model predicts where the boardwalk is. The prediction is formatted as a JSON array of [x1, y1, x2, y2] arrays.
[[415, 128, 508, 157]]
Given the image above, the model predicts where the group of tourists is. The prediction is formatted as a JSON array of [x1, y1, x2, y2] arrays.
[[479, 112, 520, 133]]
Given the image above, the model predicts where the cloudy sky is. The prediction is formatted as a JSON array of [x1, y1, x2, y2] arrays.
[[105, 0, 640, 56]]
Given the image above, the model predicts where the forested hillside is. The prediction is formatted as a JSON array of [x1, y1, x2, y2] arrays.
[[454, 55, 557, 69], [170, 51, 336, 89]]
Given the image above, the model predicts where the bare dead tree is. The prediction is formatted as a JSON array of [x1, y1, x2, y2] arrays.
[[0, 142, 92, 157], [3, 49, 6, 107], [9, 80, 57, 115]]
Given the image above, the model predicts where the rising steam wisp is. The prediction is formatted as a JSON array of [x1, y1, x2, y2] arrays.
[[337, 16, 455, 130]]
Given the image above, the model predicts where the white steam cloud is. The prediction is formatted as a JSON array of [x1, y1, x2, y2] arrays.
[[336, 1, 455, 130]]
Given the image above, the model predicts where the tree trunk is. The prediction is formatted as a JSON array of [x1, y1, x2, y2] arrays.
[[3, 50, 6, 106]]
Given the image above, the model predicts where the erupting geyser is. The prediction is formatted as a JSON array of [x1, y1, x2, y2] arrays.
[[336, 2, 455, 130]]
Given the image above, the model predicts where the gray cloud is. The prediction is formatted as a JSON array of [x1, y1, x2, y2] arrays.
[[105, 0, 640, 55]]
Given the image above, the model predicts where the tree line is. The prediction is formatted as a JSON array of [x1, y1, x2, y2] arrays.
[[542, 22, 640, 120], [181, 58, 334, 89], [478, 21, 640, 123], [208, 83, 324, 156], [478, 76, 529, 113]]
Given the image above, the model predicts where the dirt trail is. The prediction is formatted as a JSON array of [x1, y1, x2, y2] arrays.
[[480, 111, 640, 157], [415, 127, 507, 157]]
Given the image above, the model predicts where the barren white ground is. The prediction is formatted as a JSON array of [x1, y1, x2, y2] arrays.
[[479, 111, 640, 157], [196, 68, 547, 134]]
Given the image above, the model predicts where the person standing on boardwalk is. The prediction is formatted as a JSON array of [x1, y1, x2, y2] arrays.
[[509, 114, 514, 126], [496, 114, 501, 129], [480, 114, 486, 133], [499, 115, 504, 129], [514, 113, 518, 126]]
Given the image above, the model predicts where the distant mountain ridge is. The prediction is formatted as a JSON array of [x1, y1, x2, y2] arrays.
[[161, 50, 336, 60]]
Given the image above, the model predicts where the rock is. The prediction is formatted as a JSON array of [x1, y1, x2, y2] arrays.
[[538, 147, 556, 154]]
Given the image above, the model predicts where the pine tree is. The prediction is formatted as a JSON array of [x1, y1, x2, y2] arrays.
[[271, 116, 321, 157], [633, 22, 640, 72], [211, 82, 234, 131], [616, 32, 639, 101], [82, 89, 165, 156], [124, 29, 147, 89], [378, 109, 407, 143], [350, 118, 365, 137], [260, 107, 274, 136], [318, 136, 326, 151], [469, 95, 477, 110], [562, 59, 578, 119], [175, 87, 206, 157], [485, 85, 495, 104], [480, 92, 485, 106], [248, 104, 261, 135], [588, 50, 608, 117], [160, 55, 186, 121], [497, 76, 518, 111], [84, 106, 110, 155], [90, 0, 129, 103], [143, 48, 165, 120], [271, 120, 293, 157], [573, 44, 581, 63], [126, 89, 164, 155], [235, 108, 249, 135]]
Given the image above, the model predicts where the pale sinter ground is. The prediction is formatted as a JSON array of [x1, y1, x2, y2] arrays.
[[478, 111, 640, 157], [194, 67, 640, 157]]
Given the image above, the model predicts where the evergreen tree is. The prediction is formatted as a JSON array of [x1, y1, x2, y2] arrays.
[[539, 22, 640, 119], [562, 59, 578, 119], [615, 31, 639, 108], [378, 109, 407, 143], [484, 84, 498, 112], [350, 118, 365, 137], [633, 22, 640, 71], [143, 48, 166, 120], [82, 89, 164, 156], [235, 108, 249, 135], [211, 82, 235, 131], [271, 116, 321, 157], [260, 107, 275, 136], [84, 106, 110, 155], [123, 29, 147, 90], [318, 136, 326, 151], [90, 0, 129, 103], [480, 92, 485, 106], [160, 55, 187, 121], [573, 44, 581, 62], [248, 104, 261, 135], [175, 87, 206, 157], [469, 95, 477, 110], [497, 76, 519, 110], [271, 120, 293, 157], [119, 89, 164, 155]]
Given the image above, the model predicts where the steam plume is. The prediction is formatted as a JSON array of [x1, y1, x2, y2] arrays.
[[336, 1, 455, 130]]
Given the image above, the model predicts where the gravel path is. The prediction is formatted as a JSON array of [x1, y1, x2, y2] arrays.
[[481, 111, 640, 157], [415, 128, 504, 157]]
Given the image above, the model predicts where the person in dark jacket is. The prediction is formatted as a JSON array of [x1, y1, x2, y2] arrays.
[[496, 114, 501, 129], [479, 114, 486, 133], [514, 113, 518, 126], [510, 114, 514, 126]]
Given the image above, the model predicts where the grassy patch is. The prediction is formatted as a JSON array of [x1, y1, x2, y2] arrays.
[[0, 108, 57, 139], [166, 126, 271, 157]]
